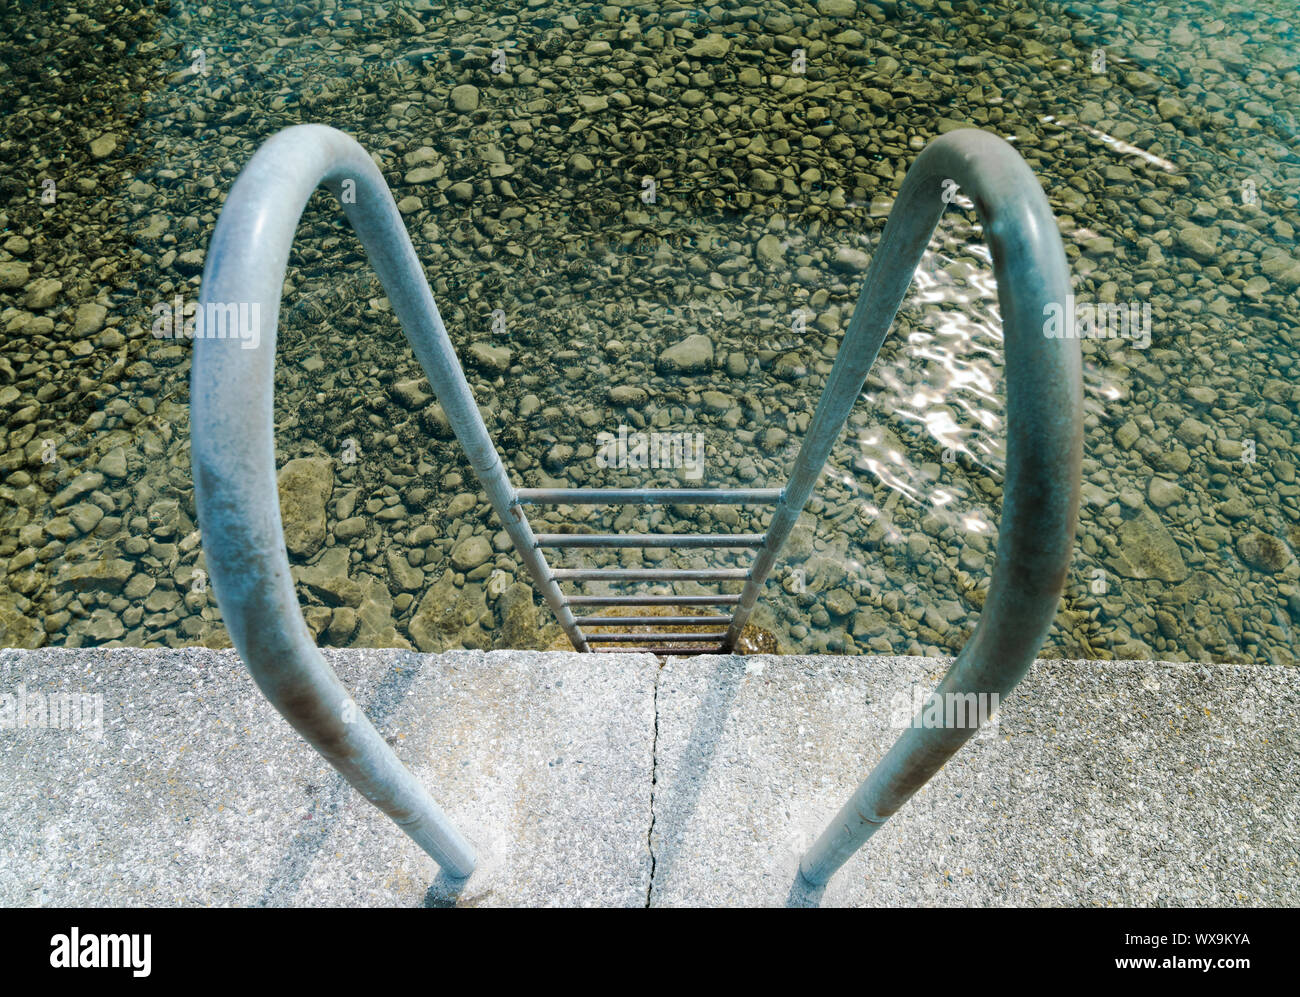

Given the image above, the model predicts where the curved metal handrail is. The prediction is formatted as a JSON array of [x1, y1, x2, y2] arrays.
[[191, 122, 1079, 890], [794, 129, 1082, 886], [189, 123, 573, 878]]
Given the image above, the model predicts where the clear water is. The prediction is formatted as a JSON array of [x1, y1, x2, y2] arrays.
[[0, 0, 1297, 664]]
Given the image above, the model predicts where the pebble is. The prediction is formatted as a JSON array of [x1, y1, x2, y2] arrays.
[[756, 234, 785, 266], [23, 277, 62, 310], [89, 133, 118, 158], [1147, 478, 1183, 509], [608, 385, 648, 406], [451, 535, 492, 572], [657, 335, 714, 374], [277, 458, 334, 559], [1175, 224, 1220, 263], [73, 303, 108, 336], [469, 343, 512, 372], [0, 261, 29, 289], [450, 84, 480, 112], [686, 36, 730, 59], [832, 247, 871, 273], [1237, 533, 1289, 573]]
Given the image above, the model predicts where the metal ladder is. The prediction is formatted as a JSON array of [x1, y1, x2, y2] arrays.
[[518, 486, 779, 655], [192, 124, 1080, 889]]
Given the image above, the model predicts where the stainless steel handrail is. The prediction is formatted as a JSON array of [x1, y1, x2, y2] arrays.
[[192, 122, 1080, 886], [190, 123, 574, 876], [794, 128, 1082, 886]]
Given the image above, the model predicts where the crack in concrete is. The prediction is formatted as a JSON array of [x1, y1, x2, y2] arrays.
[[644, 663, 659, 908]]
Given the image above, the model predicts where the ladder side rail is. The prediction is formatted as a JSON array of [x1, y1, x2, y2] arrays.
[[774, 129, 1082, 887], [194, 124, 549, 875]]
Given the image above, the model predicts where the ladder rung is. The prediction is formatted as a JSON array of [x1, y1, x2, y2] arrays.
[[517, 488, 782, 505], [592, 646, 726, 655], [536, 533, 765, 549], [565, 594, 743, 606], [586, 632, 729, 642], [575, 615, 732, 627], [552, 568, 749, 581]]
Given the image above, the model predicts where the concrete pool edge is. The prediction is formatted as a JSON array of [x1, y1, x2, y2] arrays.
[[0, 648, 1295, 907]]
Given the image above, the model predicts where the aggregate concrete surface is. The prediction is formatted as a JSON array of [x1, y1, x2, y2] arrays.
[[0, 649, 1294, 906]]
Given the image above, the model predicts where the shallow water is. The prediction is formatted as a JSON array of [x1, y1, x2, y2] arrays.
[[0, 0, 1297, 664]]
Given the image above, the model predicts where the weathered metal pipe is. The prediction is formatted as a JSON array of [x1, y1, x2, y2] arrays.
[[587, 632, 729, 643], [566, 595, 742, 606], [534, 533, 766, 548], [573, 616, 732, 626], [793, 129, 1081, 886], [191, 123, 557, 876], [551, 568, 750, 581], [516, 487, 783, 505]]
